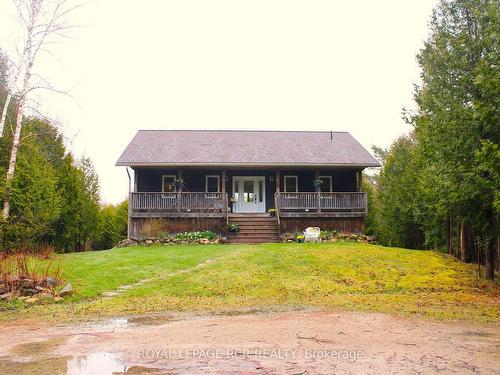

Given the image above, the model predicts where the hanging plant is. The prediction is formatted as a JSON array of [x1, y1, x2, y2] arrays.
[[313, 179, 323, 190], [173, 177, 185, 191]]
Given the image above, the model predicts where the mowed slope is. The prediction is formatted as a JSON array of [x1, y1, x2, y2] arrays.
[[1, 243, 498, 322]]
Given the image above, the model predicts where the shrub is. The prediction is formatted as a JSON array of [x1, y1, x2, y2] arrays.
[[175, 231, 216, 241]]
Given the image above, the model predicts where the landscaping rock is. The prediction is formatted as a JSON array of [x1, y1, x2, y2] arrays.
[[21, 279, 34, 288], [102, 291, 120, 297], [35, 285, 44, 291], [54, 296, 63, 303], [116, 238, 139, 248], [59, 283, 73, 297], [0, 292, 12, 300], [46, 276, 58, 287], [38, 292, 54, 302], [25, 297, 39, 304], [22, 288, 39, 296]]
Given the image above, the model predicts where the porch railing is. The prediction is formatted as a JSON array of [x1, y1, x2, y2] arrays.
[[130, 192, 228, 212], [275, 192, 367, 213]]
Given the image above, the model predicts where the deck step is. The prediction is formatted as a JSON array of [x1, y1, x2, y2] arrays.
[[227, 237, 279, 243], [230, 216, 276, 220], [236, 230, 278, 235], [236, 234, 278, 237], [229, 213, 271, 217], [227, 214, 279, 243]]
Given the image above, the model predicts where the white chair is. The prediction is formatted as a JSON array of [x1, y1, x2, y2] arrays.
[[304, 227, 321, 243]]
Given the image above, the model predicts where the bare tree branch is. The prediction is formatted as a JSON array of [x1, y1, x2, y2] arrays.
[[1, 0, 84, 220]]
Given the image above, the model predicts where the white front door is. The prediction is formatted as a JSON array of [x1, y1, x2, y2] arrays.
[[232, 176, 266, 213]]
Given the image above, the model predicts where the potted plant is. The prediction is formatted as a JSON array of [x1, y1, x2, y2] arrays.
[[268, 208, 276, 217], [295, 233, 305, 243], [230, 196, 238, 203], [313, 179, 323, 191], [173, 177, 185, 192], [228, 223, 239, 233]]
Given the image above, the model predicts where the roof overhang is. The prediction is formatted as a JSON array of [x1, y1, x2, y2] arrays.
[[116, 162, 381, 168]]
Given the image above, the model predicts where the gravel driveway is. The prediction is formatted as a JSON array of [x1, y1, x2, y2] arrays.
[[0, 310, 498, 374]]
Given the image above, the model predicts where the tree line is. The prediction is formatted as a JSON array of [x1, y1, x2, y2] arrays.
[[0, 50, 127, 252], [366, 0, 499, 280]]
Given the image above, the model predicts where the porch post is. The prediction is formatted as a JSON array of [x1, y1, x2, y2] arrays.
[[315, 170, 321, 213], [177, 169, 182, 213], [221, 170, 227, 215], [358, 171, 363, 192], [221, 170, 226, 193], [275, 170, 280, 193]]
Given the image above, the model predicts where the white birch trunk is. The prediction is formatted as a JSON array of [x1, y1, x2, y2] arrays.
[[2, 0, 80, 220], [0, 92, 13, 136], [2, 107, 24, 219]]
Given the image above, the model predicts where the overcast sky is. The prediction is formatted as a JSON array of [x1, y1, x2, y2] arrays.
[[0, 0, 437, 204]]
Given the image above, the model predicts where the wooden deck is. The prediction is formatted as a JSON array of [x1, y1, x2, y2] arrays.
[[130, 191, 367, 219], [275, 192, 367, 217]]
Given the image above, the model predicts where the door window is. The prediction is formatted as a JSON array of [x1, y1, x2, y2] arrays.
[[243, 180, 254, 203]]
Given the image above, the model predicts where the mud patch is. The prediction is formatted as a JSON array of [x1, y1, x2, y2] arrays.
[[10, 336, 67, 358], [0, 356, 69, 375]]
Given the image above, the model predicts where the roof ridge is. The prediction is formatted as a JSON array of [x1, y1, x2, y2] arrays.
[[137, 129, 350, 133]]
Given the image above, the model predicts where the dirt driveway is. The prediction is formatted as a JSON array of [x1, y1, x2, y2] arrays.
[[0, 310, 498, 374]]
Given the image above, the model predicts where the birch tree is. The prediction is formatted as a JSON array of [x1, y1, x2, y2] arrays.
[[1, 0, 82, 220]]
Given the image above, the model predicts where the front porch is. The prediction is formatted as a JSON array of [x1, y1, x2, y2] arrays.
[[129, 191, 368, 218], [130, 168, 367, 218]]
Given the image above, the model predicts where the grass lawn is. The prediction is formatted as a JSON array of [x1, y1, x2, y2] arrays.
[[1, 242, 498, 322]]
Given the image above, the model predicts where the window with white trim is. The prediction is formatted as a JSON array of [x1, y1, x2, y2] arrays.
[[162, 175, 176, 192], [284, 175, 298, 192], [319, 176, 332, 192], [205, 175, 220, 193]]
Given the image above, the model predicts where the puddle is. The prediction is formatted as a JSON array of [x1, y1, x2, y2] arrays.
[[127, 315, 172, 326], [0, 352, 167, 375], [77, 315, 173, 331]]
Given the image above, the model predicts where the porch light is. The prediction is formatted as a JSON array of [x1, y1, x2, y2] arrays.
[[269, 176, 274, 181]]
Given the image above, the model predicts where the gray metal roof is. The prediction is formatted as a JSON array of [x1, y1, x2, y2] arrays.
[[116, 130, 380, 168]]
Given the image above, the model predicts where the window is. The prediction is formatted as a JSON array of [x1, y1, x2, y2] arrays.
[[284, 175, 298, 192], [162, 175, 176, 192], [319, 176, 332, 192], [205, 175, 220, 193]]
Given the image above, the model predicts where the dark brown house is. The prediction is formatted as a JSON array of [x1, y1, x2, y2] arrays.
[[116, 130, 379, 243]]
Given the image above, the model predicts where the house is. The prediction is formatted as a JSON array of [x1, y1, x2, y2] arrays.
[[116, 130, 380, 243]]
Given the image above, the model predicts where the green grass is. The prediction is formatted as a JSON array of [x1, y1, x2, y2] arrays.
[[1, 242, 498, 322]]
